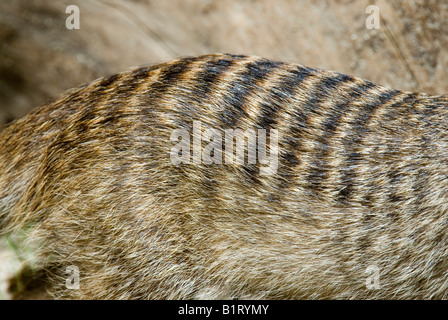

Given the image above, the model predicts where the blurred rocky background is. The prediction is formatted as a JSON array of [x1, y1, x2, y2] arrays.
[[1, 0, 447, 299]]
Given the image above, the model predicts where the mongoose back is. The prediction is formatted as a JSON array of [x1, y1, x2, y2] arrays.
[[1, 53, 448, 299]]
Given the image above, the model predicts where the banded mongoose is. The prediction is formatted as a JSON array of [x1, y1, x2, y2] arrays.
[[1, 53, 448, 299]]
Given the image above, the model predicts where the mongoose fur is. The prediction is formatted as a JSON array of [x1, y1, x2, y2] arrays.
[[1, 53, 448, 299]]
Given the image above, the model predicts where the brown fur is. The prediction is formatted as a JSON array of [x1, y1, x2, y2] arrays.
[[1, 53, 448, 299]]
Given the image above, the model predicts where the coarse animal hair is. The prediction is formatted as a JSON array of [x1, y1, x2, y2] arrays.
[[1, 53, 448, 299]]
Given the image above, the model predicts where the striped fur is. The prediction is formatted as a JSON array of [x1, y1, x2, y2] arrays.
[[1, 53, 448, 299]]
